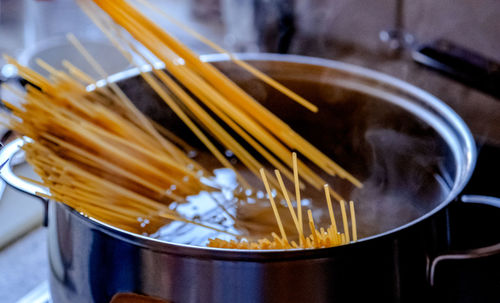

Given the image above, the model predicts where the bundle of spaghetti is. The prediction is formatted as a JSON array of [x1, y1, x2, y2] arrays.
[[0, 0, 365, 237], [207, 154, 358, 249], [1, 55, 234, 234], [80, 0, 362, 203]]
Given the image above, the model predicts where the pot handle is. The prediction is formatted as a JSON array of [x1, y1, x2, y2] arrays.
[[0, 137, 50, 225], [428, 194, 500, 286]]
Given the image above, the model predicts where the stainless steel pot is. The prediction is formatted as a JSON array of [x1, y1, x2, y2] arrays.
[[1, 54, 500, 303]]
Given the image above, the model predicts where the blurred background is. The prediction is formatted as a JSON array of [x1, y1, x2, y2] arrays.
[[0, 0, 499, 302]]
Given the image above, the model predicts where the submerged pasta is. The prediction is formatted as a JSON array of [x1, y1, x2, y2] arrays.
[[208, 157, 358, 250]]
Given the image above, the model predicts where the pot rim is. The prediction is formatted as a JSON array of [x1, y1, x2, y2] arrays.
[[55, 53, 477, 258]]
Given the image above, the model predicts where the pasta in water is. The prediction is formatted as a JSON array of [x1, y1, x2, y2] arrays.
[[208, 156, 357, 250]]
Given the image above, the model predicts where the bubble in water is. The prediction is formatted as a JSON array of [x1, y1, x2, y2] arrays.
[[225, 150, 234, 157], [170, 184, 177, 191], [197, 170, 204, 177], [301, 199, 311, 207], [187, 150, 197, 158], [175, 58, 186, 65], [256, 191, 265, 199], [245, 189, 252, 196], [166, 189, 172, 195], [137, 217, 144, 222], [186, 164, 194, 171], [144, 219, 150, 224]]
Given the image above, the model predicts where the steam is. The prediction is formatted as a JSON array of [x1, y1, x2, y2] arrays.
[[351, 128, 449, 237]]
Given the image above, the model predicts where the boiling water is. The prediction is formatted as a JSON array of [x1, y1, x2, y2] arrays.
[[150, 166, 318, 247], [144, 158, 451, 247]]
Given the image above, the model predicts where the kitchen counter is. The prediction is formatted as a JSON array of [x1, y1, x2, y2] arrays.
[[0, 227, 48, 302]]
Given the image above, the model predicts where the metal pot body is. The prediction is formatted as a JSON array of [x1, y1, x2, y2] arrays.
[[0, 54, 482, 302], [47, 200, 447, 303]]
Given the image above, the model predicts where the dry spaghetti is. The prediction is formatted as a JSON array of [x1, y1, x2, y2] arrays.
[[80, 0, 361, 196], [1, 0, 363, 242]]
